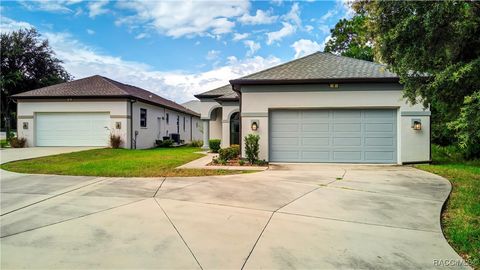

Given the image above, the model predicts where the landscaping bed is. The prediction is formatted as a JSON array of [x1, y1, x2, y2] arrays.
[[416, 145, 479, 268], [0, 147, 252, 177]]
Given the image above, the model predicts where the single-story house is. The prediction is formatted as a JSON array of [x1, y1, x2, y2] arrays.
[[12, 75, 202, 149], [195, 52, 431, 164]]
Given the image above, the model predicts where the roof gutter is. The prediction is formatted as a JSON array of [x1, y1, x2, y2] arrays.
[[229, 77, 400, 87], [11, 95, 200, 117]]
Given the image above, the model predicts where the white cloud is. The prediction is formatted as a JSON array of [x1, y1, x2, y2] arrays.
[[43, 31, 281, 102], [0, 17, 33, 33], [282, 2, 301, 27], [232, 32, 249, 41], [319, 25, 331, 35], [134, 33, 149, 40], [86, 29, 95, 35], [266, 22, 296, 45], [206, 50, 220, 61], [115, 1, 250, 38], [238, 9, 277, 25], [88, 0, 109, 18], [291, 39, 324, 58], [305, 25, 314, 32], [243, 40, 261, 57], [319, 9, 336, 22], [19, 0, 81, 13]]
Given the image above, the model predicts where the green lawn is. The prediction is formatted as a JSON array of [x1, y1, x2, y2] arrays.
[[416, 145, 479, 268], [1, 147, 252, 177], [0, 139, 8, 148]]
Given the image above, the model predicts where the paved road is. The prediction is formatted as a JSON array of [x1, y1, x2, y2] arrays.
[[0, 150, 468, 269]]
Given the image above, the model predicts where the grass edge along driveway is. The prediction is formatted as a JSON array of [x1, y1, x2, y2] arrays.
[[1, 147, 253, 177], [416, 145, 479, 269]]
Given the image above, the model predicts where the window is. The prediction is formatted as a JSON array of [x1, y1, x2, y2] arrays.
[[183, 116, 186, 131], [140, 108, 147, 127], [166, 113, 169, 124]]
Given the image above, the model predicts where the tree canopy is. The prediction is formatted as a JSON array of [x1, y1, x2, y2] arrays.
[[0, 28, 71, 131], [324, 15, 374, 61]]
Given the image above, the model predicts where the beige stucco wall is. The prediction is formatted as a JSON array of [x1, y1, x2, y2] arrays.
[[17, 99, 201, 149], [131, 101, 201, 149], [221, 102, 240, 147], [209, 107, 222, 140], [16, 99, 129, 148], [240, 83, 430, 164], [198, 98, 239, 147]]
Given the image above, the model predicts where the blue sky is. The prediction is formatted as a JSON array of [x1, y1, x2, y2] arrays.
[[1, 0, 352, 102]]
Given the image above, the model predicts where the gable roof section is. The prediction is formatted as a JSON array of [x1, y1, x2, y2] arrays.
[[194, 84, 235, 98], [12, 75, 199, 116], [230, 52, 399, 86]]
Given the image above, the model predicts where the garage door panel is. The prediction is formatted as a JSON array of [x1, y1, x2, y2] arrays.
[[334, 123, 361, 132], [333, 151, 362, 161], [270, 109, 397, 163], [272, 124, 299, 132], [302, 137, 329, 146], [36, 113, 109, 147], [301, 123, 329, 132]]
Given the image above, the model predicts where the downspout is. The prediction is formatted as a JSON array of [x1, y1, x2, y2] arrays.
[[190, 115, 193, 142], [129, 99, 137, 149]]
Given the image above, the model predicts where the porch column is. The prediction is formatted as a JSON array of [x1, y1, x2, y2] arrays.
[[221, 120, 230, 148], [201, 119, 210, 150]]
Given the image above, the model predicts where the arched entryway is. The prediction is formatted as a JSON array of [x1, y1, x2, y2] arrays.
[[230, 112, 240, 145]]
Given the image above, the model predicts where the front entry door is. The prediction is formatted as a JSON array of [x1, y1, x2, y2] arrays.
[[230, 112, 240, 145]]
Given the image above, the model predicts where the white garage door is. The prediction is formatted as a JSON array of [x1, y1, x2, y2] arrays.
[[269, 109, 397, 163], [36, 113, 110, 146]]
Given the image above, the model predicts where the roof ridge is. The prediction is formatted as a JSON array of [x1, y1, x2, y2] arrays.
[[321, 52, 389, 68], [235, 51, 323, 80], [98, 76, 131, 95]]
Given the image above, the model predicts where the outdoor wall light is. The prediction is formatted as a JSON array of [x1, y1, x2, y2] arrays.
[[412, 119, 422, 130], [115, 122, 122, 129], [251, 120, 259, 131], [22, 122, 28, 130]]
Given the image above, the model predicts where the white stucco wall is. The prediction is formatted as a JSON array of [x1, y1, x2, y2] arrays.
[[17, 99, 201, 149], [240, 83, 430, 163], [209, 107, 222, 140], [16, 99, 129, 148], [131, 101, 201, 149]]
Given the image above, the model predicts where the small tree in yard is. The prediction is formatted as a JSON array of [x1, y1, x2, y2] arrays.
[[244, 134, 259, 164]]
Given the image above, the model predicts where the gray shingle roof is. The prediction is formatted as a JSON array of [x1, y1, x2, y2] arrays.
[[231, 52, 398, 84], [12, 75, 199, 116], [195, 84, 235, 98]]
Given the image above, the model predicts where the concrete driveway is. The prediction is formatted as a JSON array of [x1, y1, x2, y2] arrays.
[[0, 146, 97, 164], [0, 153, 467, 269]]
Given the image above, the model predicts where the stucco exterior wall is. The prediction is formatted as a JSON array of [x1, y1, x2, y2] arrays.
[[221, 102, 240, 147], [209, 107, 222, 140], [131, 101, 201, 149], [16, 99, 128, 148], [240, 83, 430, 163]]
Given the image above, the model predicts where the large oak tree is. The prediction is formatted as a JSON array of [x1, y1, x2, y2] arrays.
[[0, 28, 71, 137]]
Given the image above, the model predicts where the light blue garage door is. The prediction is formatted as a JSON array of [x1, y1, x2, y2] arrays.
[[269, 109, 397, 163]]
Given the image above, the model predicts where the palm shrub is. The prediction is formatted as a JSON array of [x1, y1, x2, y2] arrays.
[[209, 139, 221, 153], [244, 134, 259, 164], [189, 139, 203, 147]]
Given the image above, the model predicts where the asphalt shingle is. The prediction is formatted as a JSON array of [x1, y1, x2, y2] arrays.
[[12, 75, 199, 116]]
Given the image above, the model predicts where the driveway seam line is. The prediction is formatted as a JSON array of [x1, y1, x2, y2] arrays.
[[154, 198, 203, 270], [158, 198, 273, 213], [0, 198, 146, 239], [241, 186, 320, 269], [276, 211, 441, 233], [0, 177, 107, 217], [153, 177, 166, 197], [323, 185, 445, 202], [240, 212, 274, 270]]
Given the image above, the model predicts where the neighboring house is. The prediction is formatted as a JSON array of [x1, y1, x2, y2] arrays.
[[195, 52, 431, 164], [12, 75, 202, 149]]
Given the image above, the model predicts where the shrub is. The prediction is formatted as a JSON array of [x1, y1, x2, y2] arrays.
[[157, 139, 174, 148], [217, 158, 227, 165], [189, 139, 203, 147], [109, 134, 122, 148], [448, 91, 480, 159], [209, 139, 221, 153], [254, 159, 268, 166], [218, 144, 240, 161], [244, 134, 260, 164], [10, 137, 26, 148], [239, 159, 245, 166], [212, 157, 219, 164]]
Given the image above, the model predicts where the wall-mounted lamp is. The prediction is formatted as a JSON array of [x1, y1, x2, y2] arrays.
[[115, 122, 122, 129], [412, 119, 422, 130], [251, 120, 259, 131], [329, 83, 339, 88], [22, 122, 28, 130]]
